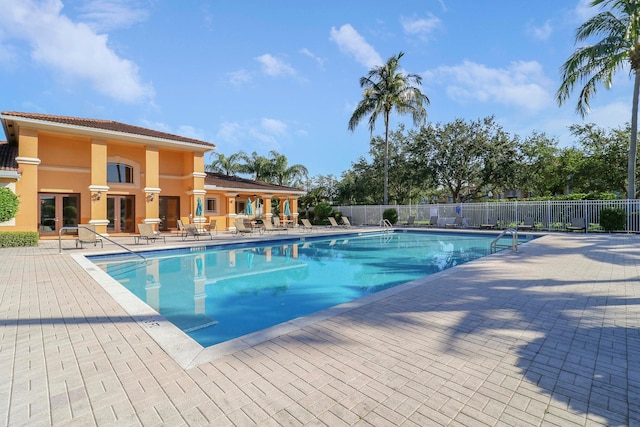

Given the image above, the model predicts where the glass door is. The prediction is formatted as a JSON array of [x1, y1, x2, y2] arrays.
[[107, 195, 135, 233], [39, 193, 80, 235], [159, 196, 180, 231]]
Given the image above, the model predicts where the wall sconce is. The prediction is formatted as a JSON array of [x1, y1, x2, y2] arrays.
[[146, 193, 155, 202], [92, 191, 102, 202]]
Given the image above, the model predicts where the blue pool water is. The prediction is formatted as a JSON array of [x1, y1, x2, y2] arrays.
[[91, 231, 532, 347]]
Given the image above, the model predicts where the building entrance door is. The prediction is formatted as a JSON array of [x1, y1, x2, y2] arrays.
[[159, 196, 180, 231], [107, 195, 135, 233], [38, 193, 80, 235]]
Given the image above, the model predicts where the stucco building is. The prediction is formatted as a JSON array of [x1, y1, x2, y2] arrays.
[[0, 111, 304, 236]]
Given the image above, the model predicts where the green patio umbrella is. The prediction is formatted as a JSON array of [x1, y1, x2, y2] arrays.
[[245, 197, 253, 215], [283, 199, 290, 216], [195, 197, 203, 217]]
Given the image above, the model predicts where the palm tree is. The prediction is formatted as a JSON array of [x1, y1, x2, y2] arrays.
[[206, 152, 244, 175], [348, 51, 429, 205], [268, 150, 309, 186], [238, 151, 272, 181], [556, 0, 640, 198]]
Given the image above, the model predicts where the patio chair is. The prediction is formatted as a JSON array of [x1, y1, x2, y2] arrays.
[[428, 216, 438, 227], [405, 216, 416, 226], [481, 217, 498, 229], [567, 217, 586, 232], [207, 219, 217, 235], [341, 217, 352, 228], [76, 224, 103, 249], [233, 219, 255, 236], [300, 218, 314, 232], [445, 216, 464, 229], [519, 217, 535, 231], [263, 220, 287, 233], [135, 223, 166, 244], [328, 217, 341, 228]]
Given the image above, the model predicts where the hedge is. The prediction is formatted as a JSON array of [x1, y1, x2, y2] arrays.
[[0, 232, 39, 247]]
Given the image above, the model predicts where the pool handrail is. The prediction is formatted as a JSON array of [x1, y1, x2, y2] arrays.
[[58, 225, 146, 260]]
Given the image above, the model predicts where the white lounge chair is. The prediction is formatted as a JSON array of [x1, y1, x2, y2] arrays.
[[76, 224, 103, 248], [135, 223, 165, 244]]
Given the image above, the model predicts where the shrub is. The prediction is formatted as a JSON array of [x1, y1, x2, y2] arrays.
[[383, 208, 398, 225], [0, 231, 38, 247], [0, 188, 19, 223], [313, 203, 333, 221], [600, 208, 626, 232]]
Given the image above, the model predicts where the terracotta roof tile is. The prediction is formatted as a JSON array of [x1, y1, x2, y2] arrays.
[[205, 172, 304, 193], [1, 111, 215, 148], [0, 141, 18, 172]]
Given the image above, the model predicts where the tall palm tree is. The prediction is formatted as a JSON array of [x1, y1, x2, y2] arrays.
[[238, 151, 272, 181], [557, 0, 640, 198], [348, 51, 429, 205], [206, 152, 244, 175], [268, 150, 309, 186]]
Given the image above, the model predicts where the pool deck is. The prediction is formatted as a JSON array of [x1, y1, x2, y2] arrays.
[[2, 228, 639, 426]]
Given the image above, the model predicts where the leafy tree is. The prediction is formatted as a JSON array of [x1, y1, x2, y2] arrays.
[[557, 0, 640, 198], [348, 51, 429, 205], [268, 150, 308, 187], [518, 132, 564, 196], [569, 123, 628, 194], [410, 117, 519, 202], [206, 152, 244, 175]]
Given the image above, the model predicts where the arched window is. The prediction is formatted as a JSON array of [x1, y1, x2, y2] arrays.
[[107, 163, 133, 183]]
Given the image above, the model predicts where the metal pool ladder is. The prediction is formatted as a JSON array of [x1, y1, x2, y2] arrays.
[[490, 228, 518, 253], [380, 218, 393, 232]]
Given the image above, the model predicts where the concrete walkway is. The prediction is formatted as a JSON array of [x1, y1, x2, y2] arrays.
[[1, 231, 639, 426]]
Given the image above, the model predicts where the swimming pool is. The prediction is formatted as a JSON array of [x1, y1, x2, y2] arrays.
[[90, 230, 533, 348]]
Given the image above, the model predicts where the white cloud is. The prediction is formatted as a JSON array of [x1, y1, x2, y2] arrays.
[[76, 0, 149, 32], [255, 53, 296, 77], [527, 20, 553, 41], [574, 0, 596, 22], [0, 0, 153, 103], [400, 14, 442, 38], [300, 48, 324, 67], [228, 69, 252, 85], [215, 119, 287, 152], [329, 24, 382, 68], [261, 118, 287, 135], [429, 60, 554, 112]]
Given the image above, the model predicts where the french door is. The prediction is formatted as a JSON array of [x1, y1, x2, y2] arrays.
[[159, 196, 180, 231], [107, 195, 135, 233], [38, 193, 80, 235]]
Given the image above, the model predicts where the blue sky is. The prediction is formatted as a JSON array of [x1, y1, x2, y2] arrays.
[[0, 0, 633, 178]]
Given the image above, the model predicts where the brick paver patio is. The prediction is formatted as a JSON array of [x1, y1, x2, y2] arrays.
[[1, 231, 639, 426]]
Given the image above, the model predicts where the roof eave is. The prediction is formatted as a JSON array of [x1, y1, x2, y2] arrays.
[[0, 114, 215, 152], [204, 184, 306, 196]]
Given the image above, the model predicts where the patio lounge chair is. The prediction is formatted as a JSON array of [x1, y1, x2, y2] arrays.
[[263, 219, 287, 233], [341, 217, 352, 228], [207, 219, 217, 235], [405, 216, 416, 226], [481, 217, 498, 229], [428, 216, 438, 227], [300, 218, 314, 232], [135, 223, 166, 244], [567, 217, 586, 232], [233, 219, 255, 236], [76, 224, 103, 248], [519, 217, 535, 231], [328, 217, 341, 228], [445, 216, 464, 229]]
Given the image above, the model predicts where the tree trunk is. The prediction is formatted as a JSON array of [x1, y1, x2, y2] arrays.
[[383, 110, 390, 205], [628, 69, 640, 199]]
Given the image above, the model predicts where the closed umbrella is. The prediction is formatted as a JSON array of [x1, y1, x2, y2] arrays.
[[245, 197, 253, 215], [283, 199, 290, 216], [195, 197, 203, 217]]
